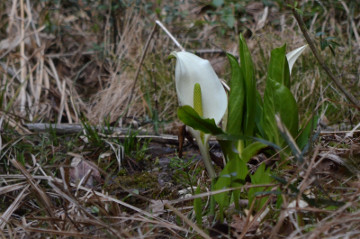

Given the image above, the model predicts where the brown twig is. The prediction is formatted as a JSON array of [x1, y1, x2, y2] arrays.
[[290, 4, 360, 109]]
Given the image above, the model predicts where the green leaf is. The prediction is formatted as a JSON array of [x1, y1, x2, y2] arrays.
[[213, 171, 231, 209], [226, 53, 245, 136], [254, 91, 265, 138], [177, 106, 223, 135], [297, 115, 319, 150], [248, 163, 272, 211], [241, 142, 267, 163], [219, 140, 240, 163], [194, 187, 203, 226], [262, 77, 280, 146], [178, 106, 244, 142], [239, 34, 256, 144], [273, 79, 298, 138], [262, 78, 298, 146], [267, 44, 290, 88], [230, 157, 248, 210], [252, 137, 282, 151], [266, 45, 298, 138], [214, 156, 248, 209]]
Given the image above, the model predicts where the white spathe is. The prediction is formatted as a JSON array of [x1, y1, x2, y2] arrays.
[[286, 44, 308, 75], [171, 51, 228, 178], [171, 51, 228, 125]]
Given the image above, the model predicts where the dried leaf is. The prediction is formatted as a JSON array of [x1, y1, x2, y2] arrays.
[[70, 157, 102, 187]]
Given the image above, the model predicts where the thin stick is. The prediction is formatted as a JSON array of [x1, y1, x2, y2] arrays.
[[19, 0, 26, 114], [291, 5, 360, 109], [125, 23, 157, 117], [164, 203, 211, 239], [155, 20, 185, 51]]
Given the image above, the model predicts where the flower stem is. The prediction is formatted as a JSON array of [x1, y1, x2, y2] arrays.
[[198, 140, 216, 179]]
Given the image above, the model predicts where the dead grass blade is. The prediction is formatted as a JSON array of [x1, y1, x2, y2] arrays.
[[165, 203, 211, 239], [0, 182, 27, 195], [46, 181, 121, 238], [57, 80, 66, 123], [10, 159, 55, 219], [22, 227, 96, 238], [0, 185, 29, 230], [339, 0, 360, 47]]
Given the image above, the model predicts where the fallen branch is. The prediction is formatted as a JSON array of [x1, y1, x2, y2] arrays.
[[23, 123, 182, 144], [24, 123, 131, 134]]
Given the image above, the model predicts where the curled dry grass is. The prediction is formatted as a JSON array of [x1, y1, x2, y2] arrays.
[[1, 0, 360, 238]]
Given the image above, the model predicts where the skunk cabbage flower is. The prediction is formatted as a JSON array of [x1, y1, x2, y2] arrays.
[[171, 51, 228, 178], [171, 52, 228, 124], [286, 45, 307, 75]]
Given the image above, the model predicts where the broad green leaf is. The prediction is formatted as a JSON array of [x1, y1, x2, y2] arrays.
[[230, 158, 248, 210], [267, 44, 290, 88], [273, 79, 298, 138], [178, 106, 246, 141], [265, 45, 298, 139], [226, 53, 244, 136], [177, 105, 223, 135], [263, 78, 299, 146], [250, 163, 270, 184], [239, 34, 256, 144], [241, 142, 267, 163], [262, 77, 280, 146], [213, 170, 231, 209], [255, 91, 265, 138], [262, 78, 298, 147]]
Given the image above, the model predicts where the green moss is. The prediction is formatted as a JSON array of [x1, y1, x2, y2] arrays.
[[113, 172, 159, 190]]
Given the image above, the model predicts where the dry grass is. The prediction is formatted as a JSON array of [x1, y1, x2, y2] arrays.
[[1, 0, 360, 238]]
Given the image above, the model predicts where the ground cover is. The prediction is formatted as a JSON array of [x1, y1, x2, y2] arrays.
[[0, 0, 360, 238]]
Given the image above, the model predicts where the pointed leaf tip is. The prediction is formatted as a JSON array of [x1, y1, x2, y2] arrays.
[[286, 45, 308, 75]]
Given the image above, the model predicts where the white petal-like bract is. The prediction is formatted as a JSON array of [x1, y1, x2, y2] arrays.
[[172, 51, 228, 178], [172, 51, 228, 125], [286, 45, 307, 75]]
